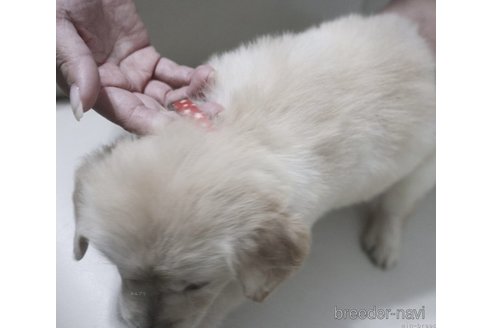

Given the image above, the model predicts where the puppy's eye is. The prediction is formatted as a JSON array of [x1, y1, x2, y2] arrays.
[[184, 282, 209, 292]]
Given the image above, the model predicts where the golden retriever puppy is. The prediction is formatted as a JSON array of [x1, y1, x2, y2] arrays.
[[73, 14, 435, 328]]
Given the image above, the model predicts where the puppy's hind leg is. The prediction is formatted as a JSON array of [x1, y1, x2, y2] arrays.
[[362, 152, 435, 269]]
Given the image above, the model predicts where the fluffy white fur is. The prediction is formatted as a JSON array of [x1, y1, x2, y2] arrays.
[[73, 14, 435, 328]]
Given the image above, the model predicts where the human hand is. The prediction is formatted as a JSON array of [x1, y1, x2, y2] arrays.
[[56, 0, 221, 134]]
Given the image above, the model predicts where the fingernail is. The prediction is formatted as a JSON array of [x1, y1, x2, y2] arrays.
[[70, 85, 84, 121]]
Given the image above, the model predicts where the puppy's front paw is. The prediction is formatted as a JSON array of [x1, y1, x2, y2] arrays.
[[361, 217, 401, 270]]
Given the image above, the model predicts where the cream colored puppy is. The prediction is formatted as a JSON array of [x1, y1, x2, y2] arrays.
[[73, 14, 435, 328]]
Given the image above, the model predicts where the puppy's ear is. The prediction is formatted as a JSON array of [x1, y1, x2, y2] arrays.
[[73, 232, 89, 260], [72, 158, 93, 261], [71, 138, 126, 261], [73, 179, 89, 260], [236, 212, 310, 302]]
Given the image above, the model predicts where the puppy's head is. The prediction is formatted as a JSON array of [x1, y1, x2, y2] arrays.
[[73, 131, 310, 328]]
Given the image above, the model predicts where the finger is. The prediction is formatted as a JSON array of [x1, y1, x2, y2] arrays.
[[144, 80, 172, 106], [154, 57, 194, 88], [95, 87, 179, 135], [133, 92, 165, 112], [188, 65, 215, 96], [56, 19, 100, 116], [163, 86, 190, 107], [162, 83, 216, 108]]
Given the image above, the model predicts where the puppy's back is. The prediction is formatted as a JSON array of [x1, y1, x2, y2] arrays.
[[207, 14, 434, 129], [206, 14, 435, 206]]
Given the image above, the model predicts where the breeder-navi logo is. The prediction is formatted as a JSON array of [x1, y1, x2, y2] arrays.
[[334, 306, 425, 320]]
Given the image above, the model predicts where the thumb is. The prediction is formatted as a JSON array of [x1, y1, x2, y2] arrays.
[[56, 19, 100, 120]]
